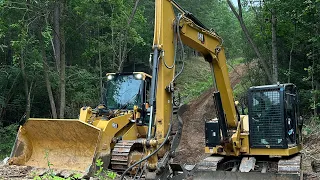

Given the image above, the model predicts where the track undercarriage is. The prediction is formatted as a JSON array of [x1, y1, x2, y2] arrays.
[[111, 140, 145, 175], [192, 154, 302, 180]]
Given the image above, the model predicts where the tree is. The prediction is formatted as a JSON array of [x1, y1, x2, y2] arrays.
[[271, 8, 278, 83], [227, 0, 273, 83]]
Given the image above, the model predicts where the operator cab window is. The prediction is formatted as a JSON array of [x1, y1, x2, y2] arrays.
[[251, 90, 282, 146], [104, 74, 143, 110]]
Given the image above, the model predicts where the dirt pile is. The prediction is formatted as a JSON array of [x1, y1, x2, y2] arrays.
[[173, 88, 215, 164], [301, 125, 320, 179], [173, 62, 247, 164]]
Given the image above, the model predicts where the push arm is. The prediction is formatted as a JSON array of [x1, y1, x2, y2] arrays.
[[150, 0, 238, 141], [144, 0, 238, 171]]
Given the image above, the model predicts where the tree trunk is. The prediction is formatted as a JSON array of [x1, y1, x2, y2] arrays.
[[271, 9, 278, 83], [227, 0, 272, 83], [59, 15, 66, 118], [20, 49, 31, 119], [98, 25, 103, 102], [312, 47, 317, 117], [118, 35, 122, 72], [117, 0, 140, 72], [315, 82, 319, 116], [40, 35, 58, 118], [111, 25, 115, 71], [58, 0, 66, 118], [53, 1, 61, 73], [111, 5, 116, 71], [288, 41, 294, 83]]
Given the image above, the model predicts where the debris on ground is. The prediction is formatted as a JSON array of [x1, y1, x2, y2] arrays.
[[301, 123, 320, 179]]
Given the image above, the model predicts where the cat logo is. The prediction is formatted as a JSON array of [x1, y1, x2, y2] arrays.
[[112, 123, 118, 128], [198, 32, 205, 44]]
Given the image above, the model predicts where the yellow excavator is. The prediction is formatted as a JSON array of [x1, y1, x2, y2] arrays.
[[6, 0, 302, 179], [148, 0, 302, 179]]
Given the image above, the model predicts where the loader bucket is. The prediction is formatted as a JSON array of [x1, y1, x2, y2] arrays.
[[9, 118, 101, 174]]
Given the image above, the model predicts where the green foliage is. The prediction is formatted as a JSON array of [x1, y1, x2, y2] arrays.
[[0, 123, 18, 159], [176, 57, 212, 103], [175, 0, 244, 59], [33, 152, 82, 180], [95, 159, 104, 178], [41, 25, 53, 47], [65, 66, 100, 117], [94, 159, 117, 180], [229, 57, 245, 67]]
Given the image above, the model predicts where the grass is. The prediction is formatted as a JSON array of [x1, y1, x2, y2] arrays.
[[176, 56, 246, 104], [176, 57, 212, 103], [32, 156, 117, 180], [228, 57, 245, 66]]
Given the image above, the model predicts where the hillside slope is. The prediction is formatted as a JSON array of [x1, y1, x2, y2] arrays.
[[174, 57, 247, 164]]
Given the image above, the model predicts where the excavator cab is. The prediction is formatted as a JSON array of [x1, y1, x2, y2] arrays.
[[248, 83, 301, 149], [103, 72, 151, 125], [104, 72, 151, 110]]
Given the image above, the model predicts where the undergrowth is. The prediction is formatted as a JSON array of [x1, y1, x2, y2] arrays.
[[33, 152, 117, 180], [176, 56, 245, 104], [0, 123, 18, 160], [176, 57, 212, 103]]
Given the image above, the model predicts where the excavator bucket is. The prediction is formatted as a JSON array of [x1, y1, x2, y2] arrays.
[[9, 118, 101, 174]]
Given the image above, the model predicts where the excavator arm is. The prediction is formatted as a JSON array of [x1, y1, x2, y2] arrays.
[[151, 0, 237, 138], [127, 1, 302, 179], [144, 0, 239, 174]]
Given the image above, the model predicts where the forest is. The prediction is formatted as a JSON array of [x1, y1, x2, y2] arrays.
[[0, 0, 319, 162]]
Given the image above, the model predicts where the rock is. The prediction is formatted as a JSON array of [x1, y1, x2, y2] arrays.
[[2, 157, 9, 165], [311, 160, 320, 172]]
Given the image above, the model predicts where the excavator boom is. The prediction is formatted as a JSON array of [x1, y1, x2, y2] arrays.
[[147, 0, 302, 179]]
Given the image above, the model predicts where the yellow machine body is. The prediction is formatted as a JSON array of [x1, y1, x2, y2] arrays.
[[204, 115, 302, 156], [149, 0, 302, 178], [153, 0, 301, 158], [9, 72, 152, 174]]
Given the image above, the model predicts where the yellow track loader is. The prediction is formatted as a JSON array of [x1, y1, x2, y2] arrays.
[[8, 72, 161, 176]]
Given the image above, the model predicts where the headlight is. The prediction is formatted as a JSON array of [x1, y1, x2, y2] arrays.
[[134, 73, 143, 80], [107, 75, 114, 80]]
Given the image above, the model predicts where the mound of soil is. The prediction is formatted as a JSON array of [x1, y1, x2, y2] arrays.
[[173, 63, 247, 164], [301, 127, 320, 179], [173, 89, 215, 164]]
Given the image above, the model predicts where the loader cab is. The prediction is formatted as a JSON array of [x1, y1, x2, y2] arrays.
[[104, 72, 151, 112], [248, 83, 300, 149]]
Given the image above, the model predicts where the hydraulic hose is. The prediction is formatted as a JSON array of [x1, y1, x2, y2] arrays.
[[173, 14, 185, 82], [120, 123, 173, 180], [120, 12, 185, 180], [120, 94, 174, 180]]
